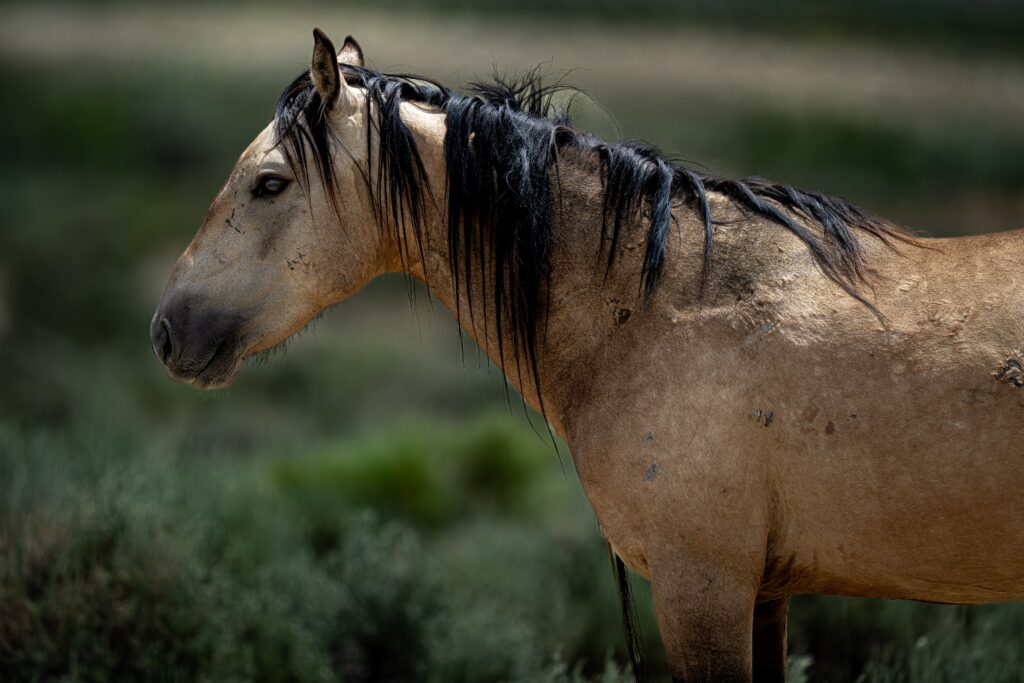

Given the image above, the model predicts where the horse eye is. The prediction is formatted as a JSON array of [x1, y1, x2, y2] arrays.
[[253, 175, 289, 198]]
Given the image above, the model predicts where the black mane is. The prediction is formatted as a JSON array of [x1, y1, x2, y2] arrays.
[[274, 65, 907, 397]]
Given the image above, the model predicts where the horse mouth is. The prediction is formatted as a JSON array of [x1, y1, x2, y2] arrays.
[[158, 336, 245, 390], [190, 338, 245, 389]]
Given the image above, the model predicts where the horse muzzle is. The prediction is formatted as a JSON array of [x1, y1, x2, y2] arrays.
[[150, 292, 247, 389]]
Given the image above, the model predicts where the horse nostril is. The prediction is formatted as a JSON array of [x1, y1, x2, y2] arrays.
[[161, 320, 174, 362], [152, 317, 175, 365]]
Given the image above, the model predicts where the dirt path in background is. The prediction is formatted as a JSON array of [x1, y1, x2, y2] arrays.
[[3, 2, 1024, 130]]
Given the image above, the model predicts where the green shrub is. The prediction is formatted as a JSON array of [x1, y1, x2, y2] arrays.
[[0, 417, 642, 682], [268, 414, 554, 538]]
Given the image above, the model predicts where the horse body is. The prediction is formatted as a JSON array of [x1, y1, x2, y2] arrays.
[[733, 230, 1024, 603], [542, 215, 1024, 677], [407, 141, 1024, 676], [151, 30, 1024, 681]]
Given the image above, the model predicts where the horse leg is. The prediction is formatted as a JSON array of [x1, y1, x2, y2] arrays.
[[752, 596, 789, 683], [650, 563, 757, 682]]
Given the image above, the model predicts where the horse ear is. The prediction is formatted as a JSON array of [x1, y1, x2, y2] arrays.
[[338, 35, 364, 67], [311, 28, 356, 114]]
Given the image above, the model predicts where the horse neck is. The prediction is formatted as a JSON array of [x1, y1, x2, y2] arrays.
[[395, 106, 708, 436]]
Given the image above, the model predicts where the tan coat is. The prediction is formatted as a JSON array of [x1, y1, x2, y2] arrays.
[[152, 31, 1024, 682]]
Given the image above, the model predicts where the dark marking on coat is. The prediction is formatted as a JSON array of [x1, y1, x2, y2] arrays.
[[286, 252, 311, 274], [994, 358, 1024, 388], [750, 409, 774, 427], [643, 462, 658, 482], [226, 208, 241, 234], [614, 307, 631, 325], [825, 421, 836, 435], [644, 432, 654, 442]]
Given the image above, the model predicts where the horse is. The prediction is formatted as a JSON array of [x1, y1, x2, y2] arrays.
[[151, 29, 1024, 682]]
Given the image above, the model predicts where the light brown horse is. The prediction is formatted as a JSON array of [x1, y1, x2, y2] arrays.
[[151, 29, 1024, 682]]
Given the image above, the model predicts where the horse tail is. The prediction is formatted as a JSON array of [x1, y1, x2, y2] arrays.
[[608, 542, 646, 682]]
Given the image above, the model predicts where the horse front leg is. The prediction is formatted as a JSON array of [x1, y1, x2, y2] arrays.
[[649, 560, 759, 683], [752, 595, 789, 683]]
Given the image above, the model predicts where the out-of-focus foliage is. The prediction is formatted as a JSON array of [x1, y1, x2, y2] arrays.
[[0, 415, 639, 682], [4, 409, 1023, 682], [62, 0, 1024, 58], [2, 1, 1024, 681]]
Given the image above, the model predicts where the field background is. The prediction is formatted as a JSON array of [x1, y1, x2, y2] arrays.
[[3, 2, 1024, 681]]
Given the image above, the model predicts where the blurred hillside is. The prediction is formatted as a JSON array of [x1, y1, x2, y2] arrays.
[[2, 2, 1024, 681]]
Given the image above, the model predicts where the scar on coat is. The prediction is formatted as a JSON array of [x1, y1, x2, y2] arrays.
[[994, 358, 1024, 388], [226, 208, 241, 234], [286, 252, 311, 274]]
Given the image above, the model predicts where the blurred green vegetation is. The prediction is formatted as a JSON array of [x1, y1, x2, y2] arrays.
[[5, 411, 1024, 682], [3, 2, 1024, 681], [68, 0, 1024, 58], [0, 415, 645, 683]]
